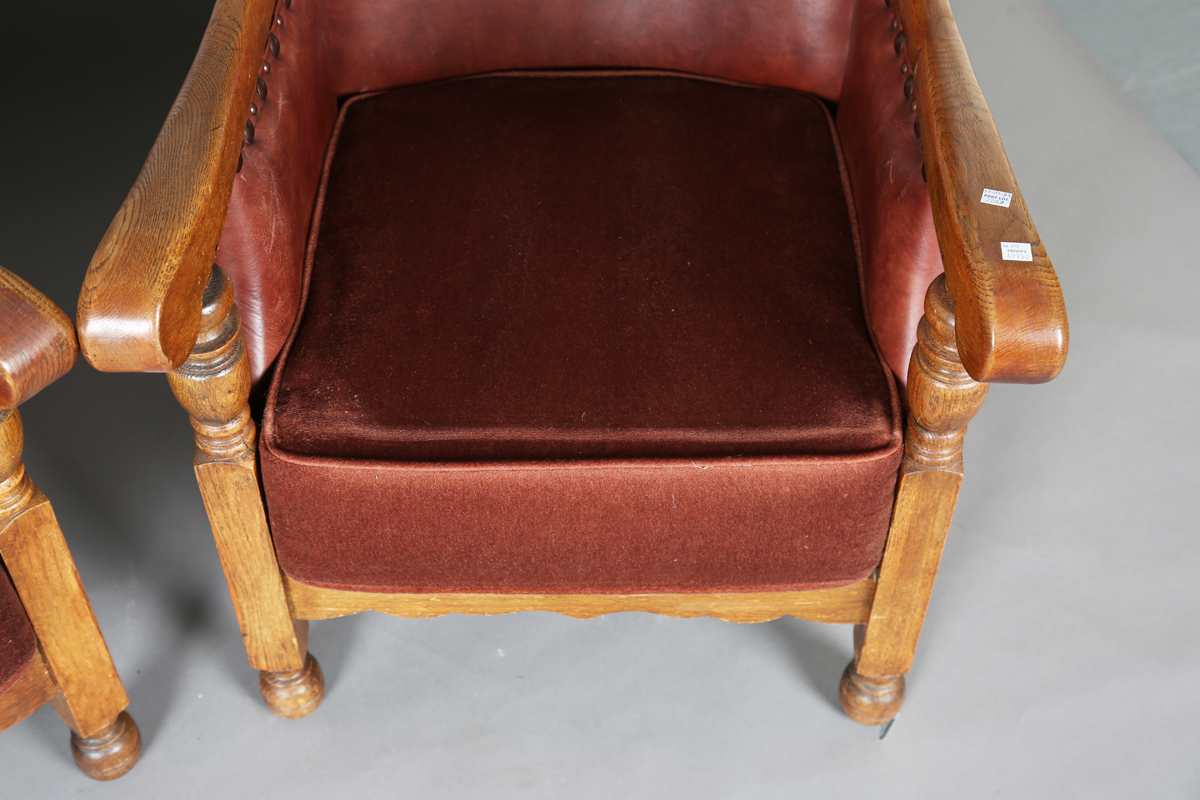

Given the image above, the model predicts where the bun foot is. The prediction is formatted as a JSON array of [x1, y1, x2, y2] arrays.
[[260, 652, 324, 719], [839, 661, 905, 726], [70, 711, 141, 780]]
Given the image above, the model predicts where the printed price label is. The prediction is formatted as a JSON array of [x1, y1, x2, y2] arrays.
[[981, 188, 1013, 207], [1001, 242, 1033, 261]]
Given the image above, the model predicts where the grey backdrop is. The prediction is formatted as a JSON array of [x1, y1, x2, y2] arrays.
[[0, 0, 1197, 796]]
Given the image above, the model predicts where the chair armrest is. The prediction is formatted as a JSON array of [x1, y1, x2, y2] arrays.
[[77, 0, 276, 374], [895, 0, 1068, 383], [0, 267, 78, 409]]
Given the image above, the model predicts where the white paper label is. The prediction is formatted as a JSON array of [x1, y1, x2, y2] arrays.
[[981, 188, 1013, 207], [1001, 242, 1033, 261]]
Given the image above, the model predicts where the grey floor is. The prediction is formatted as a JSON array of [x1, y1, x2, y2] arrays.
[[1, 0, 1198, 796]]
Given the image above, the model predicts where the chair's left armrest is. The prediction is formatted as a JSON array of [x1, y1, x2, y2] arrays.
[[77, 0, 276, 375], [0, 267, 78, 409], [896, 0, 1068, 384]]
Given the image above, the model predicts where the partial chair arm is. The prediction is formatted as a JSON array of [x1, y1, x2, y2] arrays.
[[0, 267, 78, 409], [77, 0, 276, 374], [894, 0, 1068, 383]]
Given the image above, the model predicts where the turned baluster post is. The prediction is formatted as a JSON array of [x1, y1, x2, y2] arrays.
[[840, 273, 990, 725], [167, 264, 323, 718]]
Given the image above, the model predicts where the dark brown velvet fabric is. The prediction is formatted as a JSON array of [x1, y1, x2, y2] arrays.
[[0, 567, 36, 698], [273, 75, 894, 461], [837, 0, 944, 384], [260, 74, 902, 595]]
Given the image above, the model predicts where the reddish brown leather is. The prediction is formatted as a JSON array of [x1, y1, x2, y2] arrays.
[[258, 74, 903, 595], [837, 0, 943, 384], [216, 0, 941, 387], [0, 565, 37, 699], [325, 0, 855, 101], [218, 0, 338, 382]]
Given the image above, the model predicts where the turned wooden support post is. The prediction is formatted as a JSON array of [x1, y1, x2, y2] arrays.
[[166, 266, 316, 692], [841, 274, 989, 725], [0, 410, 141, 777]]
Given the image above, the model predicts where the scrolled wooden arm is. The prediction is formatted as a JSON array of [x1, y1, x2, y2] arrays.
[[0, 267, 78, 410], [77, 0, 276, 374], [894, 0, 1068, 384]]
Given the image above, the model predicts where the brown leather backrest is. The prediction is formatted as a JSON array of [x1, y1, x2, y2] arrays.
[[221, 0, 870, 383], [325, 0, 855, 99], [837, 0, 942, 385]]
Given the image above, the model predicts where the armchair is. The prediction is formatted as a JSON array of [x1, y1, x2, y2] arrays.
[[79, 0, 1067, 726], [0, 267, 141, 779]]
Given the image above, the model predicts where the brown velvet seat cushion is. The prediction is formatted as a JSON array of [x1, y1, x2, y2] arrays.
[[0, 567, 37, 698], [260, 73, 902, 595]]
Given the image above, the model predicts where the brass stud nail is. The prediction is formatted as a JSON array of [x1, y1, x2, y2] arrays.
[[245, 120, 255, 144], [269, 33, 280, 58], [276, 14, 284, 26], [262, 61, 271, 74], [914, 117, 921, 139], [283, 0, 291, 7], [909, 99, 918, 113], [904, 75, 914, 99], [894, 32, 906, 56], [250, 101, 258, 115], [257, 77, 268, 100], [901, 61, 909, 75], [890, 17, 898, 30], [885, 0, 892, 7]]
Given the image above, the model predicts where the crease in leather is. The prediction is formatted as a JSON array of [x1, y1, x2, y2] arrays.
[[837, 0, 944, 384], [219, 0, 338, 384]]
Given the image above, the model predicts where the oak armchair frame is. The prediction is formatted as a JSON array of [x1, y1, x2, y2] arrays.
[[78, 0, 1067, 725], [0, 267, 141, 779]]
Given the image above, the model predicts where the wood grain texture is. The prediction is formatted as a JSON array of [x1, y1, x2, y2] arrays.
[[78, 0, 276, 374], [0, 266, 77, 410], [0, 649, 56, 733], [259, 651, 324, 719], [69, 710, 141, 781], [0, 411, 129, 738], [895, 0, 1067, 383], [856, 275, 988, 677], [286, 576, 876, 625], [167, 267, 304, 673], [839, 623, 905, 725]]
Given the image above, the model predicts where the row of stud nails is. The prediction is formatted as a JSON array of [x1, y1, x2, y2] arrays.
[[884, 0, 926, 181], [238, 0, 292, 172]]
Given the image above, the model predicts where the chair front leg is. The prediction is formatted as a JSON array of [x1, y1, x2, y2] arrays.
[[0, 409, 141, 778], [167, 265, 323, 718], [840, 274, 989, 725]]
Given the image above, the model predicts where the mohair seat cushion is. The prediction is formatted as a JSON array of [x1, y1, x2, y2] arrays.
[[259, 73, 902, 595], [0, 567, 37, 698]]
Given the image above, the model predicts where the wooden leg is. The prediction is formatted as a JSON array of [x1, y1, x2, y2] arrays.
[[167, 266, 322, 715], [69, 710, 141, 781], [0, 410, 141, 775], [840, 275, 989, 725], [840, 624, 905, 725]]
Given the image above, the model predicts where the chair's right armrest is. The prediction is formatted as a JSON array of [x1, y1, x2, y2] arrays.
[[77, 0, 276, 374], [896, 0, 1068, 384], [0, 267, 78, 410]]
